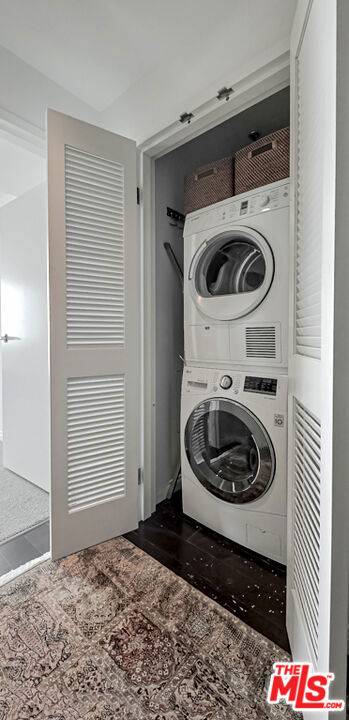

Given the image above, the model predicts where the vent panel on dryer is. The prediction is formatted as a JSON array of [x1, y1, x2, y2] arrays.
[[245, 326, 277, 359]]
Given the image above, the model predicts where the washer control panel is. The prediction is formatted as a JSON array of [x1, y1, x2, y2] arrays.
[[184, 369, 287, 411], [184, 180, 289, 235], [184, 368, 280, 398], [244, 376, 277, 396]]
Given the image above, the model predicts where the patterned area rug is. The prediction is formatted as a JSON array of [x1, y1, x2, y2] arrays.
[[0, 536, 301, 720]]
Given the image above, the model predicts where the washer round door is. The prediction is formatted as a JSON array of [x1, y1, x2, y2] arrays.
[[189, 226, 274, 321], [185, 398, 275, 504]]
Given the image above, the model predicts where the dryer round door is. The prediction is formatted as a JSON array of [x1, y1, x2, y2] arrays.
[[185, 397, 275, 504], [189, 226, 274, 321]]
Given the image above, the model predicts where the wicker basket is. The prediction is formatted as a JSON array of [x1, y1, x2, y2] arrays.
[[184, 156, 233, 215], [234, 127, 290, 195]]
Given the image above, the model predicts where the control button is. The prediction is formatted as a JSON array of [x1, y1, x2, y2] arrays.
[[220, 375, 233, 390]]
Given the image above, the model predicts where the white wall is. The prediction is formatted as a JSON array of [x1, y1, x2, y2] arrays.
[[0, 136, 45, 444], [0, 136, 45, 197], [0, 45, 99, 133], [0, 183, 50, 491], [0, 290, 2, 440], [333, 0, 349, 694]]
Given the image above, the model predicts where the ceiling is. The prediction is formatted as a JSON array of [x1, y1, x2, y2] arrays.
[[0, 0, 297, 142]]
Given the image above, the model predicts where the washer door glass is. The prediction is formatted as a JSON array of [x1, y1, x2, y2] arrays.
[[191, 228, 274, 321], [185, 398, 275, 504]]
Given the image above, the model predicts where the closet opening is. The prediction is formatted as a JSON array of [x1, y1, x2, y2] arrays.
[[127, 85, 291, 651]]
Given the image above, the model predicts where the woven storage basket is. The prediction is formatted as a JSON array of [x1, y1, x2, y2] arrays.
[[184, 156, 233, 215], [234, 127, 290, 195]]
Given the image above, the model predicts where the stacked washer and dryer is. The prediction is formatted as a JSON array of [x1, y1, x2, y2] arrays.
[[181, 178, 290, 564]]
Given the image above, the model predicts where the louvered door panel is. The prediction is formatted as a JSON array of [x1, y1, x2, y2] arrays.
[[65, 145, 125, 346], [48, 109, 138, 560], [293, 400, 321, 661], [67, 375, 125, 511], [295, 28, 322, 360]]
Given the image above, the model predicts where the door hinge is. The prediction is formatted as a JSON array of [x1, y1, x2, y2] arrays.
[[179, 111, 194, 124], [137, 186, 141, 205], [138, 467, 144, 485], [216, 86, 233, 102]]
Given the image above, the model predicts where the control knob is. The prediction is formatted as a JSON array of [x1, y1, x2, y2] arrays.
[[220, 375, 233, 390], [260, 193, 270, 207]]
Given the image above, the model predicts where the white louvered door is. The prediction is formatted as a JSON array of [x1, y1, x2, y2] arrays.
[[47, 110, 139, 559], [287, 0, 348, 713]]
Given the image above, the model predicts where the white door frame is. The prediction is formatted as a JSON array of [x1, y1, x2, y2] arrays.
[[138, 53, 290, 519]]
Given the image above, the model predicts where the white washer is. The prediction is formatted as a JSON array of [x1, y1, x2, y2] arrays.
[[183, 179, 290, 369], [181, 365, 287, 563]]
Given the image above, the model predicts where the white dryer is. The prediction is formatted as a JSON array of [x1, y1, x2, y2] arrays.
[[183, 179, 290, 369], [181, 365, 287, 563]]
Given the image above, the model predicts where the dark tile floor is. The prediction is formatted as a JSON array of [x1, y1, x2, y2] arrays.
[[0, 520, 50, 576], [125, 491, 289, 652]]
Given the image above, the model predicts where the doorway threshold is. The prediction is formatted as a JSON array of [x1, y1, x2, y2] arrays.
[[0, 550, 50, 587], [0, 520, 50, 580]]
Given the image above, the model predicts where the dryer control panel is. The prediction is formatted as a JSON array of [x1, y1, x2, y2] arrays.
[[184, 179, 289, 236]]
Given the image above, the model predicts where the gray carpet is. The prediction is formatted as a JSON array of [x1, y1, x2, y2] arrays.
[[0, 444, 49, 543]]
